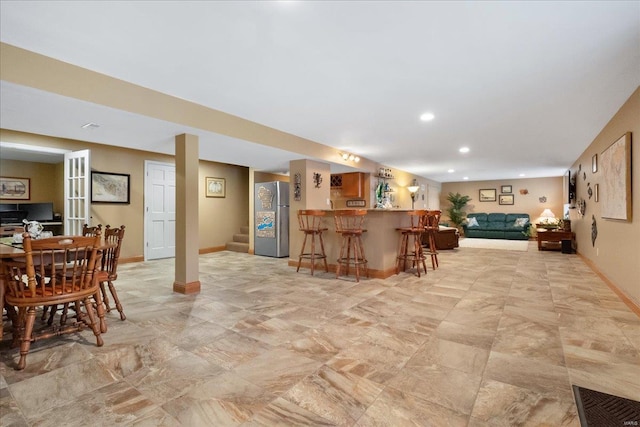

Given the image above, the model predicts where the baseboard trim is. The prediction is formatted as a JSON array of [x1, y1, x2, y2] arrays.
[[119, 256, 144, 264], [578, 253, 640, 319], [173, 280, 201, 294], [199, 246, 226, 254]]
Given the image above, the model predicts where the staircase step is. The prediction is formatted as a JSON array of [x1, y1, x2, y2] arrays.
[[240, 225, 249, 235], [226, 241, 249, 253], [233, 233, 250, 244]]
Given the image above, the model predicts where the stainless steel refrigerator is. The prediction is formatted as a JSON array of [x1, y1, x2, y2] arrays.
[[254, 181, 289, 257]]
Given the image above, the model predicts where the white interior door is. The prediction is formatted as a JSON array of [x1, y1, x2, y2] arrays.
[[144, 161, 176, 260], [63, 149, 90, 235]]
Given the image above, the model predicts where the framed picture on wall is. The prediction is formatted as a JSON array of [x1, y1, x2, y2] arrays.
[[205, 177, 226, 198], [501, 185, 512, 194], [499, 194, 514, 205], [479, 188, 497, 202], [0, 176, 30, 200], [91, 171, 130, 203]]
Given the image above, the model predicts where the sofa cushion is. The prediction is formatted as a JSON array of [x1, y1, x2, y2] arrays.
[[487, 213, 506, 222], [468, 213, 487, 223], [513, 217, 529, 227]]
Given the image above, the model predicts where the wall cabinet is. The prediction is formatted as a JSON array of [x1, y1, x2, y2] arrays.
[[330, 172, 365, 198]]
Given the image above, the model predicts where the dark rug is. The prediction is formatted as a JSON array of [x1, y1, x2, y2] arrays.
[[573, 385, 640, 427]]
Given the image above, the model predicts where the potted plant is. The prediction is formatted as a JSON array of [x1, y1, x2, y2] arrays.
[[446, 192, 471, 232]]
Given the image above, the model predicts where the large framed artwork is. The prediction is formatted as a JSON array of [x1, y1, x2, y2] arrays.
[[91, 171, 130, 203], [600, 132, 632, 221], [0, 176, 30, 200], [479, 188, 496, 202]]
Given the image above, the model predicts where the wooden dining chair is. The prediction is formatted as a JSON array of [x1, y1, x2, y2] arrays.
[[3, 233, 106, 370], [98, 225, 126, 320], [43, 224, 104, 325]]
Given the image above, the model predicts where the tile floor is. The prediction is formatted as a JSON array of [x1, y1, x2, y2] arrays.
[[1, 242, 639, 426]]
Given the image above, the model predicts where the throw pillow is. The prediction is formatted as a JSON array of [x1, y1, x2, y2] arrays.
[[514, 217, 529, 227], [467, 217, 479, 227]]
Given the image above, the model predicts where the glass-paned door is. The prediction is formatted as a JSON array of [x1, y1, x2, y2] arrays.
[[63, 149, 90, 235]]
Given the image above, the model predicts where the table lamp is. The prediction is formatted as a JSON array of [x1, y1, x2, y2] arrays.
[[539, 208, 556, 226]]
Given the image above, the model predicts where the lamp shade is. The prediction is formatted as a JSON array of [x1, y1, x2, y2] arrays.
[[540, 209, 555, 219], [407, 179, 420, 193]]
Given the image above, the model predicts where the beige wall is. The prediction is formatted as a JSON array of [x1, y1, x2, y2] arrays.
[[441, 177, 564, 225], [569, 87, 639, 305], [254, 172, 289, 183], [0, 159, 63, 212], [0, 129, 250, 261]]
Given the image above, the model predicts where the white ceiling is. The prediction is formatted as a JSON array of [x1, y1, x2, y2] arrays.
[[1, 1, 639, 182]]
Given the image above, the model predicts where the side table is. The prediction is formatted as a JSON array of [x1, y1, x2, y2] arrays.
[[537, 229, 575, 252]]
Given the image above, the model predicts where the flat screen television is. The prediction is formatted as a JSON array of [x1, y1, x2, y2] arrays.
[[19, 202, 54, 222], [0, 203, 19, 212]]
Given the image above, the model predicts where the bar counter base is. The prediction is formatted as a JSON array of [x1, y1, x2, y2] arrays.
[[289, 260, 399, 280]]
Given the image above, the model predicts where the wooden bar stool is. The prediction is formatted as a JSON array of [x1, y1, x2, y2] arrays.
[[334, 209, 368, 282], [296, 210, 329, 275], [396, 210, 428, 277], [423, 210, 441, 269]]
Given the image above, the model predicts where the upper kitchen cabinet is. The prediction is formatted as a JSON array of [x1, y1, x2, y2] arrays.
[[331, 172, 365, 198]]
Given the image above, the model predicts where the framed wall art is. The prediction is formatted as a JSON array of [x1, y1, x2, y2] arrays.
[[0, 176, 30, 200], [479, 188, 496, 202], [205, 177, 226, 198], [600, 132, 631, 221], [501, 185, 512, 194], [499, 194, 514, 205], [91, 171, 130, 203]]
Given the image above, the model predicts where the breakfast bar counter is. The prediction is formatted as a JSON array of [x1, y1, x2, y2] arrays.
[[289, 209, 419, 279]]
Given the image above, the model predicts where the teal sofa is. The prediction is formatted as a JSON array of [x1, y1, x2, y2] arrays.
[[462, 213, 530, 240]]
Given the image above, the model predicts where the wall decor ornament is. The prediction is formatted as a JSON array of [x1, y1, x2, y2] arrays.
[[313, 172, 322, 188], [205, 177, 226, 198], [600, 132, 632, 221], [539, 196, 547, 203], [591, 215, 597, 247], [0, 176, 30, 200], [294, 173, 301, 201], [592, 154, 598, 173], [594, 184, 599, 202], [577, 198, 586, 216], [519, 189, 529, 195]]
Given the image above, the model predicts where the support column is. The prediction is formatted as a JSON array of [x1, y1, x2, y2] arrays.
[[174, 133, 201, 294]]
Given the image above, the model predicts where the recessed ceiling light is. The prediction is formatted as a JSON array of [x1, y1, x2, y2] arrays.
[[420, 112, 435, 122], [463, 176, 469, 180], [447, 169, 455, 173], [459, 147, 470, 153], [519, 173, 526, 177]]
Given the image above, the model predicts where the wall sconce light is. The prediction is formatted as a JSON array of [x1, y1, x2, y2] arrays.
[[340, 152, 360, 162], [407, 179, 420, 209]]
